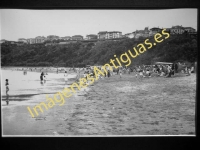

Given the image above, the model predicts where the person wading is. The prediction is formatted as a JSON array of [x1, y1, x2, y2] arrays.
[[5, 79, 9, 105], [64, 71, 68, 84]]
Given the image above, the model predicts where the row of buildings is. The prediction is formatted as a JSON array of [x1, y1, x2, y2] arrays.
[[0, 25, 196, 45], [124, 26, 196, 39]]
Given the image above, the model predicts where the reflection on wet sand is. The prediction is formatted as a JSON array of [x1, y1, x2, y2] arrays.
[[6, 94, 9, 105]]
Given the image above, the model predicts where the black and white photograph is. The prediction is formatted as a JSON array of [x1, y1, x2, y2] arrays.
[[1, 9, 197, 136]]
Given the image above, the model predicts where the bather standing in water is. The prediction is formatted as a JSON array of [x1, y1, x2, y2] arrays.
[[64, 71, 68, 84], [5, 79, 9, 105], [5, 79, 9, 95], [40, 72, 44, 81], [40, 72, 44, 85]]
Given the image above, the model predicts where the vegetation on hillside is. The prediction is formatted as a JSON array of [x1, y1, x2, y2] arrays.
[[1, 34, 197, 67]]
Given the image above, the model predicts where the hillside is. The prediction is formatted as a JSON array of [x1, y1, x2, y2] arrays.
[[1, 34, 197, 67]]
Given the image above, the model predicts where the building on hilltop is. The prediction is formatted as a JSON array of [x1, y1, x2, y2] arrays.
[[106, 31, 122, 39], [54, 36, 60, 40], [170, 25, 185, 34], [143, 27, 150, 37], [134, 30, 145, 39], [35, 36, 46, 43], [149, 27, 162, 37], [183, 27, 196, 34], [97, 31, 107, 39], [47, 35, 59, 41], [124, 33, 135, 38], [18, 38, 28, 43], [16, 41, 25, 46], [133, 27, 150, 39], [27, 38, 36, 44], [163, 26, 196, 35], [9, 41, 17, 45], [0, 39, 7, 44], [2, 40, 23, 46], [86, 34, 98, 40], [71, 35, 83, 40], [98, 31, 122, 39], [121, 35, 126, 38]]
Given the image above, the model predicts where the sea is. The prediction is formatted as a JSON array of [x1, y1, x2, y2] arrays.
[[1, 67, 78, 103]]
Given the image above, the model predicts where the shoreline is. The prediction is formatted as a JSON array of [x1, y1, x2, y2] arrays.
[[1, 66, 85, 73]]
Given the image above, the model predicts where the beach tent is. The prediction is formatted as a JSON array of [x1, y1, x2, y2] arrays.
[[154, 62, 173, 65], [154, 62, 174, 74]]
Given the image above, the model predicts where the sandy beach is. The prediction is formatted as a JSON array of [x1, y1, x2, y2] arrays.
[[2, 72, 196, 136]]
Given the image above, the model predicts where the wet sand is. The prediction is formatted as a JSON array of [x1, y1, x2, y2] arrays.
[[2, 73, 196, 136]]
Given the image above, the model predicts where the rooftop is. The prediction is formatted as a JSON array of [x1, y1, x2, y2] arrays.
[[171, 25, 185, 29], [108, 31, 122, 33], [135, 30, 145, 34], [86, 34, 97, 36], [150, 27, 162, 30], [98, 31, 107, 34], [72, 35, 83, 37], [35, 36, 46, 39], [184, 27, 195, 29]]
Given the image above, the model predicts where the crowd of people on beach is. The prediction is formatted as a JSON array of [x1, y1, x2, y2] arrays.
[[75, 62, 195, 81], [3, 62, 195, 105], [6, 62, 194, 80], [16, 62, 195, 85]]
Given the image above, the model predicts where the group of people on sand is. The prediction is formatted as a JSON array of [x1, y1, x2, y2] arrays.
[[80, 66, 124, 80], [82, 62, 194, 80], [133, 62, 195, 79], [152, 64, 174, 77]]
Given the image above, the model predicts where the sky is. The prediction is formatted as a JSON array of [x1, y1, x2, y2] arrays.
[[0, 9, 197, 41]]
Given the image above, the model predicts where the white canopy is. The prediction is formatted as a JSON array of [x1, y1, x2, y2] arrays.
[[155, 62, 173, 65]]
